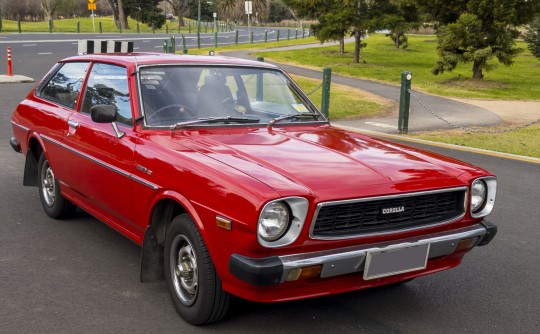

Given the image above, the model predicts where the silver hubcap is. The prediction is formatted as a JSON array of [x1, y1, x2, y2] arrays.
[[41, 162, 55, 207], [170, 235, 198, 306]]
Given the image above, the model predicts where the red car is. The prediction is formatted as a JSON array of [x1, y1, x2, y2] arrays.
[[9, 46, 497, 325]]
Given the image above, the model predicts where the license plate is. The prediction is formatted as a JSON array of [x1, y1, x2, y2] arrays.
[[363, 243, 430, 280]]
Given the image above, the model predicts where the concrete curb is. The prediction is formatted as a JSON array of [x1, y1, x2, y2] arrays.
[[334, 124, 540, 165], [0, 75, 35, 84]]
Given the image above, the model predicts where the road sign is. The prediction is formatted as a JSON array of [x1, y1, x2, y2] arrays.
[[245, 1, 252, 15], [88, 0, 96, 11]]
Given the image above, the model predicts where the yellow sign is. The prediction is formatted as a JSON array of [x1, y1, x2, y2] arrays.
[[89, 0, 95, 3], [88, 3, 96, 10]]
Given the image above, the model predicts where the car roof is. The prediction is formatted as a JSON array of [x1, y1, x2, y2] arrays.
[[60, 52, 279, 69]]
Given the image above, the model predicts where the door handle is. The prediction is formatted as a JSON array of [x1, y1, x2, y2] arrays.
[[68, 121, 79, 129]]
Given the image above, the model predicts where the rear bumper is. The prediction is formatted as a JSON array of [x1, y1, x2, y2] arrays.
[[230, 222, 497, 287]]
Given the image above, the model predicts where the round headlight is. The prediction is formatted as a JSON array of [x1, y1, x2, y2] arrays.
[[258, 201, 290, 242], [471, 179, 487, 213]]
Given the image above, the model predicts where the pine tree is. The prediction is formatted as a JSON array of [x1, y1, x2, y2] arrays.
[[525, 16, 540, 60], [425, 0, 540, 79]]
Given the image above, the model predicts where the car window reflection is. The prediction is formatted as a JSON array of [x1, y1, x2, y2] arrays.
[[40, 62, 90, 109], [82, 63, 132, 126]]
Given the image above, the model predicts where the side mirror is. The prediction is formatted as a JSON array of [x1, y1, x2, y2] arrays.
[[91, 105, 118, 123], [90, 105, 125, 139]]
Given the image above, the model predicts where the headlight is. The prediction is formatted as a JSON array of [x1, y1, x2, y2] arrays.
[[470, 177, 497, 218], [258, 201, 290, 242], [257, 197, 309, 247], [470, 179, 487, 213]]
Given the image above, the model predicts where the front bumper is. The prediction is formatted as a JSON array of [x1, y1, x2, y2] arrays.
[[10, 137, 21, 153], [230, 221, 497, 286]]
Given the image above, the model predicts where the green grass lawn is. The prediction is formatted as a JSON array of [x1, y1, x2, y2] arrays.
[[290, 74, 384, 119], [410, 125, 540, 158], [257, 34, 540, 100]]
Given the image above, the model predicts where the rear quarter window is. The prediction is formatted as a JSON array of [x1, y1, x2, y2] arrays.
[[39, 62, 90, 109]]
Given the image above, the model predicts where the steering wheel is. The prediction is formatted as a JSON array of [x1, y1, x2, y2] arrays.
[[147, 104, 195, 124], [222, 97, 247, 114]]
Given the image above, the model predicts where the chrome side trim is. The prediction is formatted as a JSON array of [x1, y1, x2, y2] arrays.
[[280, 224, 487, 282], [309, 186, 468, 240], [131, 174, 159, 190], [10, 121, 30, 132], [40, 134, 159, 190]]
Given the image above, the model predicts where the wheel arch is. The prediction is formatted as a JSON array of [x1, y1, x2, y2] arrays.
[[23, 134, 45, 187], [140, 193, 208, 283]]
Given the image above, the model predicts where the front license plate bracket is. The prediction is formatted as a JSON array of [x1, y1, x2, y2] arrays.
[[363, 243, 430, 280]]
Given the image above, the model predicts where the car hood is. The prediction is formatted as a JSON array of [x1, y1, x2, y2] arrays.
[[170, 125, 473, 201]]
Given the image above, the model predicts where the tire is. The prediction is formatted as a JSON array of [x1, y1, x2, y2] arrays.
[[37, 152, 76, 219], [164, 213, 231, 325]]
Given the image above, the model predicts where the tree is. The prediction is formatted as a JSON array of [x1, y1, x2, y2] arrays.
[[430, 0, 540, 79], [525, 16, 540, 60], [268, 0, 294, 23], [40, 0, 62, 26], [105, 0, 129, 30], [284, 0, 356, 54], [187, 0, 214, 21], [378, 0, 420, 49], [163, 0, 189, 26], [415, 0, 468, 27], [124, 0, 165, 29]]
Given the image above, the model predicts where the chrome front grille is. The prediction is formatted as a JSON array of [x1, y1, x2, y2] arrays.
[[310, 188, 467, 239]]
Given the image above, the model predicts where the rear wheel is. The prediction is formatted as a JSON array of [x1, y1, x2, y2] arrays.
[[164, 213, 231, 325], [38, 153, 76, 219]]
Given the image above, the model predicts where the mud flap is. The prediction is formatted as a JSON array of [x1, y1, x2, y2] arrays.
[[140, 225, 165, 282]]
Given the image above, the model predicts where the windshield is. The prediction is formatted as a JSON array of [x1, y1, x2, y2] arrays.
[[138, 65, 323, 127]]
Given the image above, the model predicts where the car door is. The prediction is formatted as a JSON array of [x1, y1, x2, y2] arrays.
[[33, 62, 90, 184], [62, 62, 140, 239]]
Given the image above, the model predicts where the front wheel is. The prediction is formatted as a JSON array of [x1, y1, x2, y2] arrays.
[[164, 214, 231, 325], [37, 153, 76, 219]]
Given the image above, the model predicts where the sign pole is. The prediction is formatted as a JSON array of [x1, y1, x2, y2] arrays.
[[92, 10, 95, 32], [245, 1, 252, 40]]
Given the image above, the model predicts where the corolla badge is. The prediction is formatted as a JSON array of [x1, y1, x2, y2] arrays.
[[381, 206, 405, 215]]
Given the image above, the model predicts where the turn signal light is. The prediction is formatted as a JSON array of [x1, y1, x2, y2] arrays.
[[456, 237, 479, 252], [286, 265, 322, 281]]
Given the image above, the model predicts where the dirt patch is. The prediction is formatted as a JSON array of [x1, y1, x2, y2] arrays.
[[451, 98, 540, 124], [441, 78, 507, 90]]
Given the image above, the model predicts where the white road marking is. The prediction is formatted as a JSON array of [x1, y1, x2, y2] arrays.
[[101, 35, 121, 38], [142, 40, 150, 42], [38, 52, 53, 55], [23, 44, 37, 46], [364, 122, 398, 129], [133, 47, 140, 50]]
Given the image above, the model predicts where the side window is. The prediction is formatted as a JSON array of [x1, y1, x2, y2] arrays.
[[40, 62, 89, 109], [82, 63, 132, 126]]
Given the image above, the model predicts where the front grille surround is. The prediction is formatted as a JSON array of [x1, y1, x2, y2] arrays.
[[309, 187, 468, 240]]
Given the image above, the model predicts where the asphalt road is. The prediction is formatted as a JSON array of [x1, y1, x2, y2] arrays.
[[1, 35, 539, 333]]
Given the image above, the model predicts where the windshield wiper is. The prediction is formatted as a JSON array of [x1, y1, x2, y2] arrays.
[[170, 116, 260, 131], [267, 113, 322, 129]]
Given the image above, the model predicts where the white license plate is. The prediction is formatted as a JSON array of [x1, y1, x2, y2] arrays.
[[363, 243, 430, 280]]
